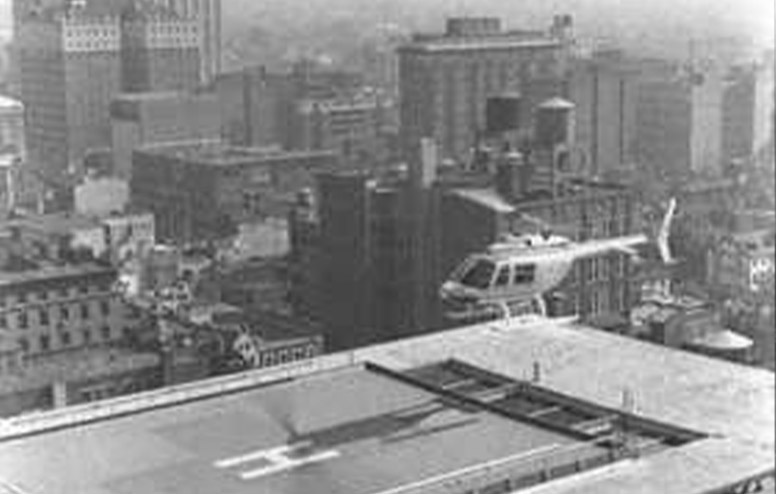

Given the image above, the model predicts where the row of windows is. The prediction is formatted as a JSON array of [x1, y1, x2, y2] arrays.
[[0, 301, 112, 329], [254, 345, 318, 368], [0, 283, 109, 307], [17, 325, 113, 353]]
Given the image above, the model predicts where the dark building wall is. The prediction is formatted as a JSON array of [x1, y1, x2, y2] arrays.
[[315, 173, 373, 350], [131, 146, 337, 244], [64, 50, 122, 177]]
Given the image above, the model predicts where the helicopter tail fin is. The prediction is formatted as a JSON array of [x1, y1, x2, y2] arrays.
[[656, 198, 676, 265]]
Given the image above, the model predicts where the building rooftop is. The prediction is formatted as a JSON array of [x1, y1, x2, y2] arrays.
[[138, 142, 338, 168], [9, 212, 100, 236], [0, 262, 114, 289], [0, 317, 771, 493], [0, 347, 159, 395]]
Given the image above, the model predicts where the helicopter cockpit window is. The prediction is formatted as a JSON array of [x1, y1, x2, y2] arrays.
[[512, 264, 536, 284], [494, 265, 511, 287], [459, 259, 496, 289]]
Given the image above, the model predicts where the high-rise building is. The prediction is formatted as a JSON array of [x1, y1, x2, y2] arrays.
[[398, 16, 572, 163], [167, 0, 221, 84], [16, 0, 207, 201], [569, 49, 638, 176], [633, 58, 725, 177], [18, 8, 122, 187], [721, 55, 775, 165], [120, 9, 200, 93]]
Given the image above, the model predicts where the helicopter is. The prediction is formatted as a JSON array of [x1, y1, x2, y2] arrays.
[[440, 198, 677, 323]]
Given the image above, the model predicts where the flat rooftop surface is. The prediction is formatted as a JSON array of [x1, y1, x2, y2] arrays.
[[0, 317, 772, 494], [0, 366, 582, 494]]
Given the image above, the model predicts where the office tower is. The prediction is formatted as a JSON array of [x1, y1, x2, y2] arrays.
[[17, 5, 123, 186], [168, 0, 221, 84], [16, 0, 205, 203], [569, 49, 638, 176], [634, 59, 724, 177], [398, 16, 572, 163], [120, 8, 200, 93]]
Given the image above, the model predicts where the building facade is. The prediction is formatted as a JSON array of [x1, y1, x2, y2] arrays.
[[110, 91, 222, 179], [634, 59, 725, 177], [16, 0, 206, 197], [398, 16, 572, 163], [18, 11, 122, 184], [120, 11, 200, 93], [293, 92, 392, 164], [0, 264, 134, 356], [131, 142, 338, 244], [568, 50, 637, 176]]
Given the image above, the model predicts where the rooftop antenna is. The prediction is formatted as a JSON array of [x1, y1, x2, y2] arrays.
[[616, 387, 638, 458], [531, 360, 542, 384]]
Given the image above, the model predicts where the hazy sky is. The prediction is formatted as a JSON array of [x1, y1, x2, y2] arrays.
[[0, 0, 773, 50]]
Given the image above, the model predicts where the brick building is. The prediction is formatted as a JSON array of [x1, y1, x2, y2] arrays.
[[131, 142, 338, 244]]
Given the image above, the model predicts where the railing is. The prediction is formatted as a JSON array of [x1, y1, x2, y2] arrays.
[[0, 351, 365, 441], [371, 438, 635, 494]]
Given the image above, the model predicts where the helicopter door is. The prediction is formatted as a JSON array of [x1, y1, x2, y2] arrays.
[[493, 264, 512, 293]]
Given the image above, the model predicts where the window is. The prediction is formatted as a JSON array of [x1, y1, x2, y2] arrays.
[[512, 264, 536, 284], [61, 331, 71, 346], [81, 303, 90, 320], [79, 284, 89, 295], [83, 329, 92, 344], [279, 350, 290, 363], [39, 334, 50, 352], [458, 259, 496, 289], [100, 300, 110, 317], [18, 312, 28, 330], [59, 287, 69, 298], [38, 291, 48, 301], [101, 325, 111, 340], [17, 292, 27, 304], [0, 316, 5, 329], [18, 338, 28, 353], [494, 265, 511, 287], [60, 305, 70, 320], [39, 309, 49, 326]]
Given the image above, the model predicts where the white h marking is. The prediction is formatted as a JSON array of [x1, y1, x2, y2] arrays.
[[214, 442, 340, 481]]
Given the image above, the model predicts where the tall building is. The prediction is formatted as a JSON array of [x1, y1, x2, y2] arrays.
[[18, 7, 123, 185], [569, 49, 638, 176], [398, 16, 572, 163], [119, 9, 200, 93], [15, 0, 207, 203], [167, 0, 221, 84], [633, 59, 725, 177], [721, 56, 775, 165]]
